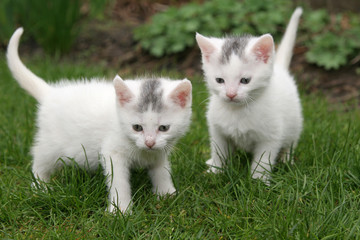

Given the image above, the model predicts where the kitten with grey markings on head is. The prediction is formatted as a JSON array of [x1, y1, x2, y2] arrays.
[[7, 28, 192, 213], [196, 8, 303, 184]]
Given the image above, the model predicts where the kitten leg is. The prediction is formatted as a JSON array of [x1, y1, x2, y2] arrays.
[[280, 148, 293, 164], [31, 148, 60, 188], [207, 127, 233, 173], [102, 154, 132, 213], [280, 142, 298, 164], [148, 156, 176, 196], [251, 142, 281, 185], [32, 163, 52, 183]]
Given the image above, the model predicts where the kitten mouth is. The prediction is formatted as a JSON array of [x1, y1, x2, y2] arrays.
[[225, 97, 240, 103], [143, 146, 159, 152], [143, 146, 155, 151], [224, 97, 248, 106]]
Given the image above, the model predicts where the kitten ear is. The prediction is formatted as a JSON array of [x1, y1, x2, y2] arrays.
[[196, 33, 216, 62], [250, 34, 274, 64], [169, 79, 192, 108], [113, 75, 134, 106]]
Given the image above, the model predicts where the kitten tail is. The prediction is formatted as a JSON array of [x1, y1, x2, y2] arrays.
[[7, 28, 51, 102], [275, 7, 303, 69]]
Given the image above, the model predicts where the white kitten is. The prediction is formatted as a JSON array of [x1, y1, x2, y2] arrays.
[[7, 28, 192, 213], [196, 8, 303, 184]]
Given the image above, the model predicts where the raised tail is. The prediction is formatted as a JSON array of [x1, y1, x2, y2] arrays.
[[7, 28, 51, 102], [275, 7, 303, 69]]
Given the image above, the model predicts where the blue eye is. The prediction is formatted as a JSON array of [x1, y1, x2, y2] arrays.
[[215, 78, 225, 84], [132, 124, 143, 132], [158, 125, 170, 132], [240, 77, 251, 84]]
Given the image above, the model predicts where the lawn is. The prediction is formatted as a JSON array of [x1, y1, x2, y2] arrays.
[[1, 51, 360, 239]]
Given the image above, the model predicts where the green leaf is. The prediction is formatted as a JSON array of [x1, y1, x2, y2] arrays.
[[303, 9, 329, 33], [306, 49, 348, 70], [305, 32, 353, 70]]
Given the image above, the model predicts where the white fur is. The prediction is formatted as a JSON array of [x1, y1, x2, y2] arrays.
[[7, 28, 192, 213], [196, 8, 303, 184], [275, 7, 303, 69]]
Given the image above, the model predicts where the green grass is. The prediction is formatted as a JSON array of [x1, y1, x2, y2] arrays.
[[1, 51, 360, 239]]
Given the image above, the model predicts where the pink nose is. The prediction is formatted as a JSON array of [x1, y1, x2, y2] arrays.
[[226, 92, 237, 100], [145, 139, 156, 149]]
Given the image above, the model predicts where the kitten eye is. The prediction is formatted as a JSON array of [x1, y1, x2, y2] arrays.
[[132, 124, 143, 132], [240, 77, 251, 84], [158, 125, 170, 132], [215, 78, 225, 84]]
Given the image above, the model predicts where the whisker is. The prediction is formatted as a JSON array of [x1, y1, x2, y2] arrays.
[[197, 96, 211, 106]]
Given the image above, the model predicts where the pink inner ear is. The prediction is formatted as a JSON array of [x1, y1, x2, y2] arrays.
[[196, 34, 215, 62], [175, 91, 188, 108], [116, 89, 132, 106], [171, 81, 191, 108], [114, 79, 133, 106], [252, 36, 274, 63], [255, 45, 270, 63]]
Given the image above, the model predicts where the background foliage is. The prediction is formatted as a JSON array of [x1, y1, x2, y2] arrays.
[[1, 0, 359, 69], [0, 0, 109, 55], [134, 0, 360, 70], [304, 10, 360, 70], [134, 0, 292, 57]]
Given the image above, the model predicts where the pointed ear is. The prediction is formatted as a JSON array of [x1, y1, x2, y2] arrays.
[[169, 79, 192, 108], [250, 34, 274, 64], [196, 33, 216, 62], [113, 75, 134, 106]]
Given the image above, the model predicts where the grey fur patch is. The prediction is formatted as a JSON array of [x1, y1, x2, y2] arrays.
[[138, 79, 163, 112], [221, 35, 252, 63]]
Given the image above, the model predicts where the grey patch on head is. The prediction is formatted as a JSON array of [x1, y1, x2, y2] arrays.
[[221, 35, 252, 64], [138, 79, 163, 112]]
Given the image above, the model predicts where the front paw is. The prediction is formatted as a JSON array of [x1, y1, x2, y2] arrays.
[[251, 171, 271, 186], [206, 158, 221, 173], [153, 184, 176, 196], [107, 198, 132, 214], [31, 180, 49, 192]]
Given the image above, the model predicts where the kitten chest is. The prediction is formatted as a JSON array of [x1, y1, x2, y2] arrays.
[[209, 102, 279, 152], [218, 115, 259, 152]]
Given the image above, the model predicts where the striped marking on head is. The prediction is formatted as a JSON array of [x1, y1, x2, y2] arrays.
[[138, 79, 163, 113]]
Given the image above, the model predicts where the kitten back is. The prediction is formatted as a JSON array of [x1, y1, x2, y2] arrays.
[[7, 28, 51, 102]]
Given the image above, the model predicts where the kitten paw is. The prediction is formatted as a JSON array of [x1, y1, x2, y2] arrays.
[[279, 149, 294, 164], [251, 171, 271, 186], [206, 159, 221, 173], [153, 185, 176, 196], [31, 180, 50, 192], [107, 202, 132, 214]]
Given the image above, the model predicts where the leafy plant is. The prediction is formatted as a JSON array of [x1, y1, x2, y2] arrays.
[[18, 0, 82, 55], [0, 0, 110, 55], [86, 0, 113, 20], [302, 9, 329, 33], [135, 0, 360, 70], [304, 11, 360, 70], [0, 0, 18, 46], [305, 32, 353, 70], [134, 0, 291, 57]]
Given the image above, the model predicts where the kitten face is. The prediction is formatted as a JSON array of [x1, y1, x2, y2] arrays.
[[196, 33, 274, 105], [128, 108, 188, 151], [114, 76, 192, 151]]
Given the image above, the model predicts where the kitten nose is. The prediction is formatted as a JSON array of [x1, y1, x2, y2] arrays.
[[145, 137, 156, 149], [145, 140, 155, 148], [226, 92, 237, 100]]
